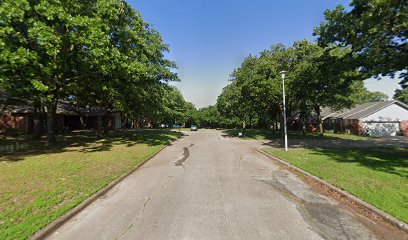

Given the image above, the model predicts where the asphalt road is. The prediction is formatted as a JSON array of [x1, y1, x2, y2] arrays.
[[47, 130, 403, 240]]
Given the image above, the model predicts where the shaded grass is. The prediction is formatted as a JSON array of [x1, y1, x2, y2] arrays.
[[262, 147, 408, 223], [223, 129, 371, 140], [0, 130, 182, 240]]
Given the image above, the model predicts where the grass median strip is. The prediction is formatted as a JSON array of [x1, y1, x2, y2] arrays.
[[0, 130, 181, 240], [262, 147, 408, 223]]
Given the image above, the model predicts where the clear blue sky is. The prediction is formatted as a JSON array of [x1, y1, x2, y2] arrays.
[[129, 0, 401, 108]]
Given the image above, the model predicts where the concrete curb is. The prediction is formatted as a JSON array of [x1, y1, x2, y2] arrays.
[[256, 148, 408, 234], [30, 144, 170, 240]]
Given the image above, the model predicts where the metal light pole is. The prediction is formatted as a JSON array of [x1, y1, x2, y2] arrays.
[[279, 71, 288, 151]]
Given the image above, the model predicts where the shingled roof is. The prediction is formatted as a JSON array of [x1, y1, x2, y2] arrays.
[[1, 92, 106, 116], [322, 100, 408, 120]]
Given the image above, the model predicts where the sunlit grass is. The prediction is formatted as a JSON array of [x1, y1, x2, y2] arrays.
[[223, 129, 371, 140], [0, 130, 181, 240], [262, 147, 408, 223]]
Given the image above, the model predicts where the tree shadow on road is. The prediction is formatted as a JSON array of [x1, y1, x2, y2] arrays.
[[0, 129, 183, 162]]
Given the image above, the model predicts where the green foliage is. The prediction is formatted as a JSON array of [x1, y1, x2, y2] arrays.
[[349, 81, 388, 104], [217, 0, 406, 132], [315, 0, 408, 85], [217, 40, 362, 132], [0, 0, 178, 141], [183, 102, 198, 127], [394, 88, 408, 104], [160, 86, 190, 126], [195, 106, 221, 128]]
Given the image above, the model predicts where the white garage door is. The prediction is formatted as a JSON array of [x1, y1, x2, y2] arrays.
[[362, 122, 400, 137]]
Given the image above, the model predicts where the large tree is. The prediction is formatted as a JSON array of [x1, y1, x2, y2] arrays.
[[217, 41, 363, 135], [1, 0, 113, 143], [315, 0, 408, 86], [0, 0, 177, 143], [290, 40, 364, 134]]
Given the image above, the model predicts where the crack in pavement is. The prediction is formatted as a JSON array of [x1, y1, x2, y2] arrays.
[[237, 153, 243, 172], [256, 173, 374, 240], [115, 197, 151, 240], [161, 176, 174, 190], [256, 175, 333, 239], [115, 174, 175, 240]]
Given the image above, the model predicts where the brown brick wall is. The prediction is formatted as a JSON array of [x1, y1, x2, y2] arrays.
[[344, 119, 360, 135], [357, 120, 364, 135], [0, 113, 29, 133], [401, 120, 408, 137]]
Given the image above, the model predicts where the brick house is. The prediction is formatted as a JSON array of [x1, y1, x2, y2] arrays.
[[322, 101, 408, 137], [1, 95, 117, 134]]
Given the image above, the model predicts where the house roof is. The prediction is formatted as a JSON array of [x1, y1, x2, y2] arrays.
[[0, 91, 31, 113], [322, 100, 408, 120], [1, 92, 106, 116], [320, 107, 336, 118]]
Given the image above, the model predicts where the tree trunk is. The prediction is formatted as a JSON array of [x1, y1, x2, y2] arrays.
[[103, 110, 111, 136], [46, 101, 57, 145], [121, 113, 125, 128], [242, 120, 246, 137], [315, 105, 324, 136], [33, 102, 46, 138], [33, 104, 41, 138], [302, 120, 307, 136], [79, 115, 87, 130], [97, 111, 103, 138], [300, 111, 306, 136]]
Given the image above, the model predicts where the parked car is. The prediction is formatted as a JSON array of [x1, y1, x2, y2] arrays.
[[190, 125, 198, 131]]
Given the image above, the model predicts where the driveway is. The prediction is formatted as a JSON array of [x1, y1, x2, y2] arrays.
[[46, 130, 403, 240]]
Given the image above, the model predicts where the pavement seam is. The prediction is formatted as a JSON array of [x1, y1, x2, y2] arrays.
[[256, 148, 408, 234], [29, 142, 174, 240], [237, 153, 243, 172], [115, 197, 151, 240]]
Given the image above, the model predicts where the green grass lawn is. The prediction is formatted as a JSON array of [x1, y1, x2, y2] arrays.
[[223, 129, 371, 141], [262, 147, 408, 223], [0, 130, 181, 240]]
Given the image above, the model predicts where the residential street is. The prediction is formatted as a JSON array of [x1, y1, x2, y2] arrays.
[[47, 130, 401, 240]]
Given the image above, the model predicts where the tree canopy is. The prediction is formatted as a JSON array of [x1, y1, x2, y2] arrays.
[[314, 0, 408, 86], [0, 0, 178, 143], [216, 40, 387, 134]]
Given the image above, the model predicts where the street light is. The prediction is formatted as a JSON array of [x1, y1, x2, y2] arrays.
[[279, 70, 288, 151]]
